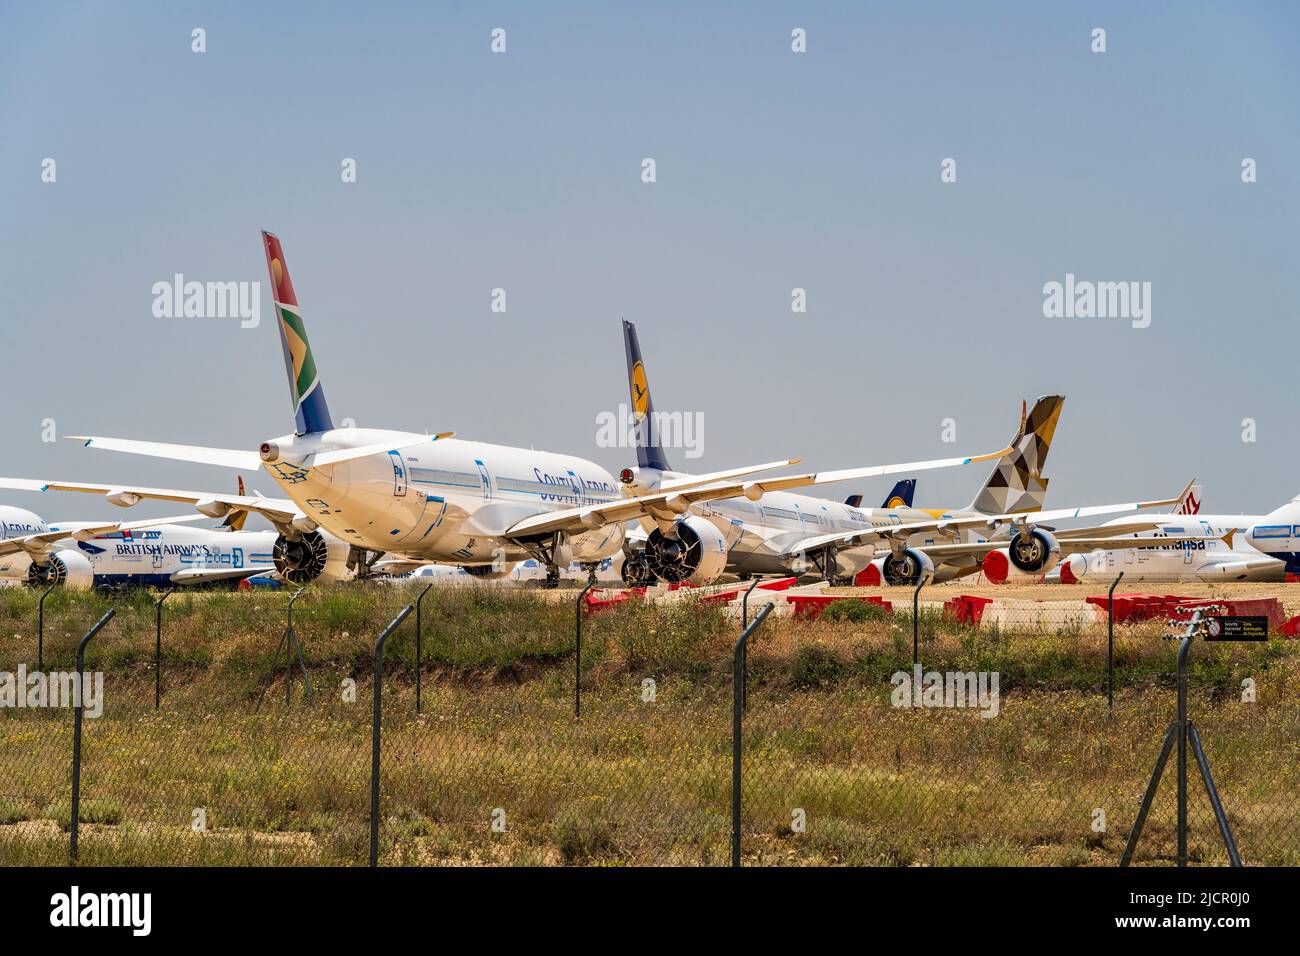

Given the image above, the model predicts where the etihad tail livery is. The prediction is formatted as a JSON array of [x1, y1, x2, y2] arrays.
[[39, 233, 1021, 586]]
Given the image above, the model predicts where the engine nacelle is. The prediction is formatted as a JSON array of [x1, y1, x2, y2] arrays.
[[1006, 528, 1061, 575], [853, 557, 887, 586], [463, 563, 518, 581], [880, 548, 935, 587], [644, 516, 729, 585], [566, 522, 626, 562], [273, 531, 352, 584], [6, 551, 96, 590]]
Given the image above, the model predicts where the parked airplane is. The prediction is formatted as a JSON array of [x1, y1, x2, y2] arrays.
[[0, 480, 356, 587], [32, 231, 1018, 587], [0, 506, 205, 589], [616, 321, 1213, 586], [1050, 487, 1292, 583]]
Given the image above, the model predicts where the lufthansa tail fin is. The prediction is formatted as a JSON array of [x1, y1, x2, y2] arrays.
[[967, 395, 1064, 515], [881, 479, 916, 509], [262, 231, 334, 436], [622, 319, 671, 471]]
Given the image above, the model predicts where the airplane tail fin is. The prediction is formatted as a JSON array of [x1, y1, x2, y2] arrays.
[[881, 479, 916, 509], [622, 319, 671, 471], [262, 231, 334, 436], [1171, 482, 1202, 514], [222, 476, 250, 531], [967, 395, 1064, 515]]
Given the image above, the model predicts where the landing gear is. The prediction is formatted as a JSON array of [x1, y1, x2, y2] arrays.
[[580, 562, 600, 586], [807, 545, 843, 586], [346, 546, 385, 580], [544, 565, 562, 589]]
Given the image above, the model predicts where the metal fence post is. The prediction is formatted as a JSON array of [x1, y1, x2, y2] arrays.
[[912, 579, 925, 666], [1107, 572, 1124, 715], [575, 581, 595, 717], [741, 578, 761, 711], [370, 603, 414, 867], [732, 601, 776, 868], [1120, 609, 1241, 867], [37, 582, 55, 670], [70, 609, 115, 864], [154, 587, 177, 710], [415, 583, 432, 715]]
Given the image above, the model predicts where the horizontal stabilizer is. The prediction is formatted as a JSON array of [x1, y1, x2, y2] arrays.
[[67, 436, 263, 471]]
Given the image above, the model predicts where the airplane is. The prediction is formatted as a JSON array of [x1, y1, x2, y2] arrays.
[[1050, 486, 1294, 583], [26, 231, 1022, 588], [0, 480, 356, 588], [615, 320, 1216, 587], [0, 505, 206, 589]]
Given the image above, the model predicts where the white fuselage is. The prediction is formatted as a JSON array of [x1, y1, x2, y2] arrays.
[[1061, 514, 1283, 583], [62, 524, 279, 586], [0, 505, 277, 587], [261, 428, 627, 564]]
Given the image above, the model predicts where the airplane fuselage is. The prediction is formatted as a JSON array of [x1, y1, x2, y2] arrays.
[[1062, 514, 1283, 583], [262, 428, 627, 564]]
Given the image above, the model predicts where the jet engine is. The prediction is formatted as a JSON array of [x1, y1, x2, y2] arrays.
[[644, 516, 728, 585], [880, 548, 935, 587], [620, 551, 656, 587], [20, 551, 95, 590], [1007, 528, 1061, 575], [273, 531, 352, 584]]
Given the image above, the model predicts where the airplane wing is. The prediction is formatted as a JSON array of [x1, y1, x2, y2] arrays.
[[502, 443, 1017, 540], [0, 515, 204, 559], [626, 459, 804, 497], [776, 480, 1198, 558], [0, 477, 302, 528]]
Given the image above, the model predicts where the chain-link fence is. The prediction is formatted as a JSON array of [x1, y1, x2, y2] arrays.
[[0, 581, 1296, 866]]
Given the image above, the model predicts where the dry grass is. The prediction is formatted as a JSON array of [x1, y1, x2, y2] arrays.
[[0, 585, 1296, 866]]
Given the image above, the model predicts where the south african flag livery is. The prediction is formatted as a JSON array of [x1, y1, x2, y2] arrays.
[[263, 231, 334, 435]]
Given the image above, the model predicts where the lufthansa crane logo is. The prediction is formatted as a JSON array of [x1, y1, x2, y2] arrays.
[[630, 361, 650, 421]]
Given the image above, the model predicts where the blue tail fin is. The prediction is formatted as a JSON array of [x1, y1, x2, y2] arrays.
[[622, 320, 671, 471], [881, 479, 916, 509]]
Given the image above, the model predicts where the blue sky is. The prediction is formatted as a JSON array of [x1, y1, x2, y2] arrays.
[[1, 1, 1298, 522]]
